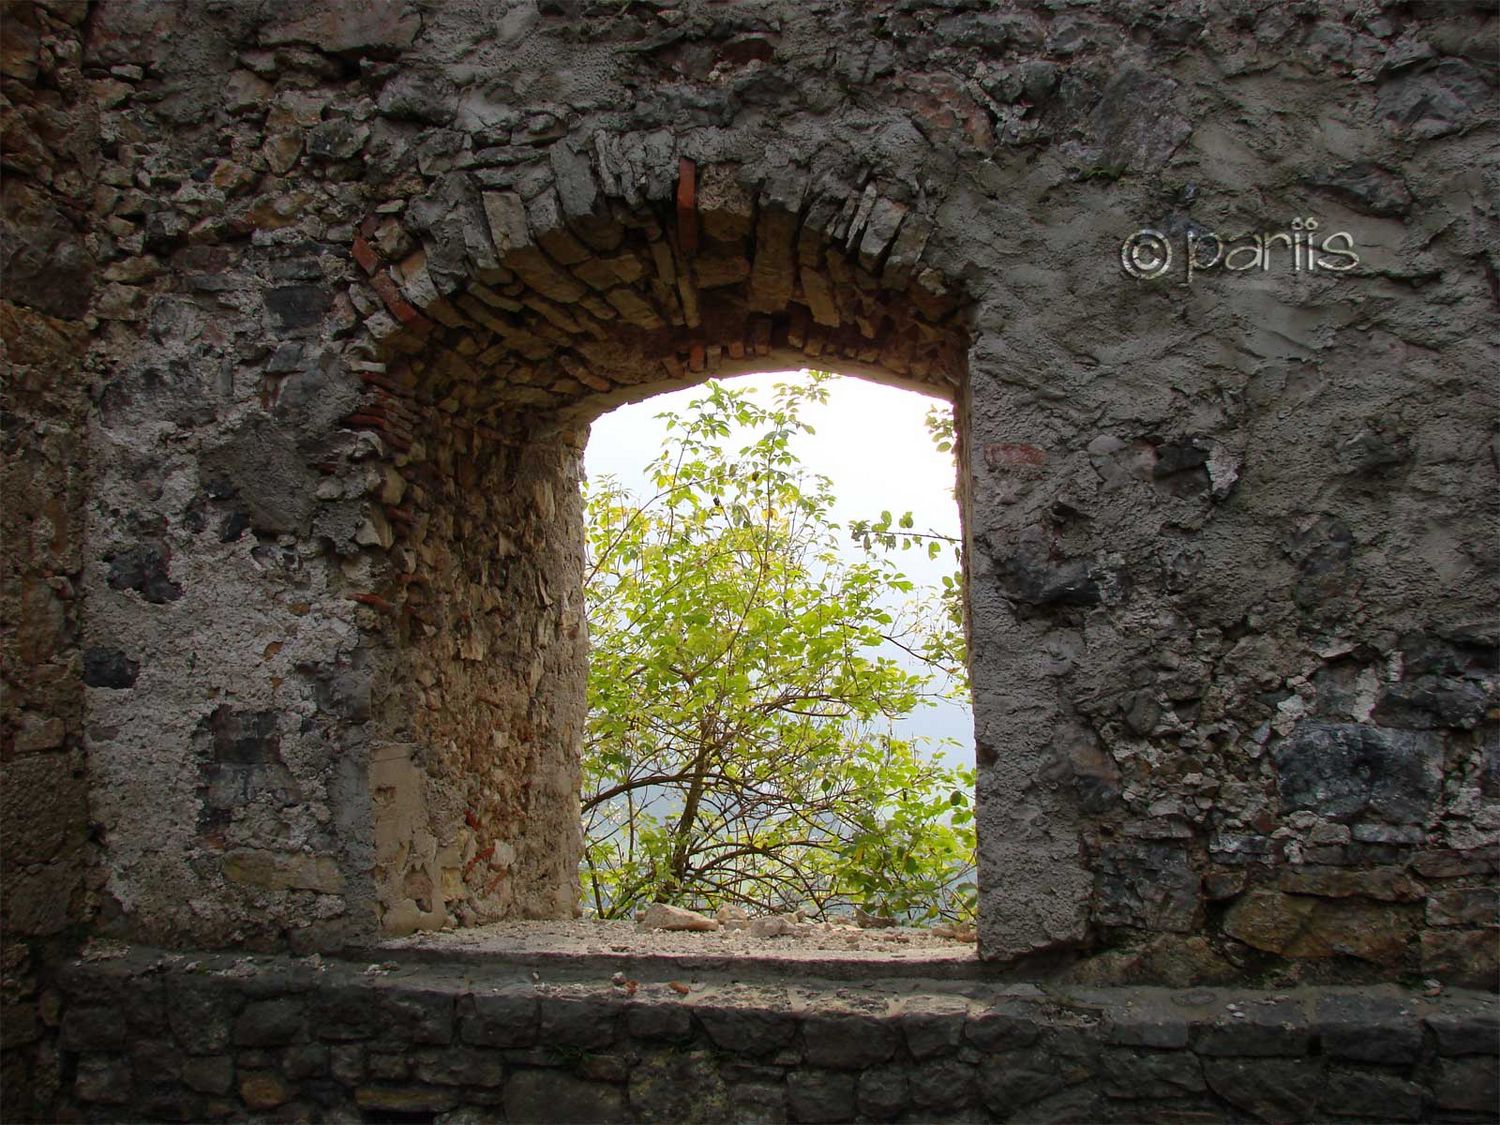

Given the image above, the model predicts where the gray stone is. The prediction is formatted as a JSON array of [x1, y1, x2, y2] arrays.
[[786, 1069, 855, 1123], [1192, 1001, 1312, 1057], [802, 1013, 899, 1069], [378, 70, 459, 125], [376, 987, 455, 1046], [908, 1057, 976, 1110], [1425, 1009, 1500, 1056], [902, 1004, 967, 1060], [1086, 66, 1191, 172], [538, 995, 616, 1050], [1427, 888, 1499, 927], [1274, 723, 1443, 824], [504, 1069, 628, 1124], [1203, 1058, 1323, 1123], [857, 1067, 909, 1121], [74, 1053, 133, 1104], [307, 120, 368, 162], [1377, 59, 1489, 139], [167, 980, 234, 1055], [1094, 843, 1201, 933], [966, 1002, 1040, 1053], [180, 1054, 235, 1095], [83, 647, 139, 689], [105, 542, 182, 604], [1433, 1056, 1500, 1112], [233, 998, 304, 1047], [461, 989, 539, 1049], [1318, 1068, 1423, 1122], [1314, 997, 1423, 1064], [412, 1047, 504, 1087], [199, 415, 316, 536], [695, 1005, 798, 1057], [1097, 1048, 1205, 1098], [976, 1050, 1070, 1115], [1305, 163, 1412, 217], [629, 1050, 729, 1124], [60, 1007, 128, 1052]]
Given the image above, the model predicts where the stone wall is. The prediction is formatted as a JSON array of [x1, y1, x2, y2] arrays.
[[1, 0, 101, 1113], [44, 945, 1500, 1123], [2, 0, 1497, 990]]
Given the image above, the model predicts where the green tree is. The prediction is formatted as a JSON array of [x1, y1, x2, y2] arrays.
[[581, 374, 974, 923]]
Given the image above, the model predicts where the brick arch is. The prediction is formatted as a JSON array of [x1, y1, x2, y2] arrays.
[[335, 153, 976, 937], [346, 160, 969, 415]]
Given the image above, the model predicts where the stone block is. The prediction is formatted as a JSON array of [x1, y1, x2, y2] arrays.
[[976, 1050, 1072, 1115], [1427, 888, 1499, 927], [1425, 1009, 1500, 1056], [1274, 723, 1442, 824], [1222, 892, 1419, 964], [412, 1046, 504, 1087], [355, 1084, 460, 1114], [1318, 1068, 1423, 1121], [695, 1003, 798, 1057], [74, 1053, 133, 1104], [1420, 930, 1500, 989], [310, 982, 383, 1041], [504, 1070, 627, 1124], [625, 1002, 693, 1042], [1278, 866, 1421, 902], [233, 998, 304, 1047], [1094, 842, 1201, 932], [1433, 1056, 1500, 1112], [180, 1055, 235, 1096], [375, 985, 455, 1046], [1313, 996, 1424, 1064], [802, 1013, 899, 1069], [899, 998, 968, 1059], [628, 1049, 729, 1123], [60, 1006, 128, 1052], [460, 989, 539, 1048], [0, 753, 86, 866], [857, 1067, 909, 1120], [908, 1057, 976, 1110], [1097, 1048, 1206, 1098], [1203, 1058, 1323, 1123], [965, 1001, 1041, 1053], [1193, 1000, 1311, 1057], [167, 979, 235, 1054], [239, 1069, 295, 1110], [538, 994, 617, 1050], [282, 1043, 328, 1080], [787, 1069, 856, 1123]]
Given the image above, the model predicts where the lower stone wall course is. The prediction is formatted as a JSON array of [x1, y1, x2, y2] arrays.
[[36, 945, 1499, 1124]]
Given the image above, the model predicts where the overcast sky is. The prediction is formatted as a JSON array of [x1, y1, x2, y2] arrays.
[[584, 371, 975, 767]]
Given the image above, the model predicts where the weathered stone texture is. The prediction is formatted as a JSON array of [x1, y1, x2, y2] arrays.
[[0, 0, 1496, 1048]]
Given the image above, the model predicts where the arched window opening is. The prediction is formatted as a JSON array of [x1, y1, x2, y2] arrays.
[[579, 370, 976, 933]]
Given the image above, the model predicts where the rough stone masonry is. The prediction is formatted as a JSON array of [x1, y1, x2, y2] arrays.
[[1, 0, 1497, 1118]]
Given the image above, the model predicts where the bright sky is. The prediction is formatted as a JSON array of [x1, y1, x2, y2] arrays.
[[584, 371, 975, 767]]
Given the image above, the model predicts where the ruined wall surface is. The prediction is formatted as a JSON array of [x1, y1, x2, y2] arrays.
[[3, 0, 1496, 987], [0, 0, 101, 1113]]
